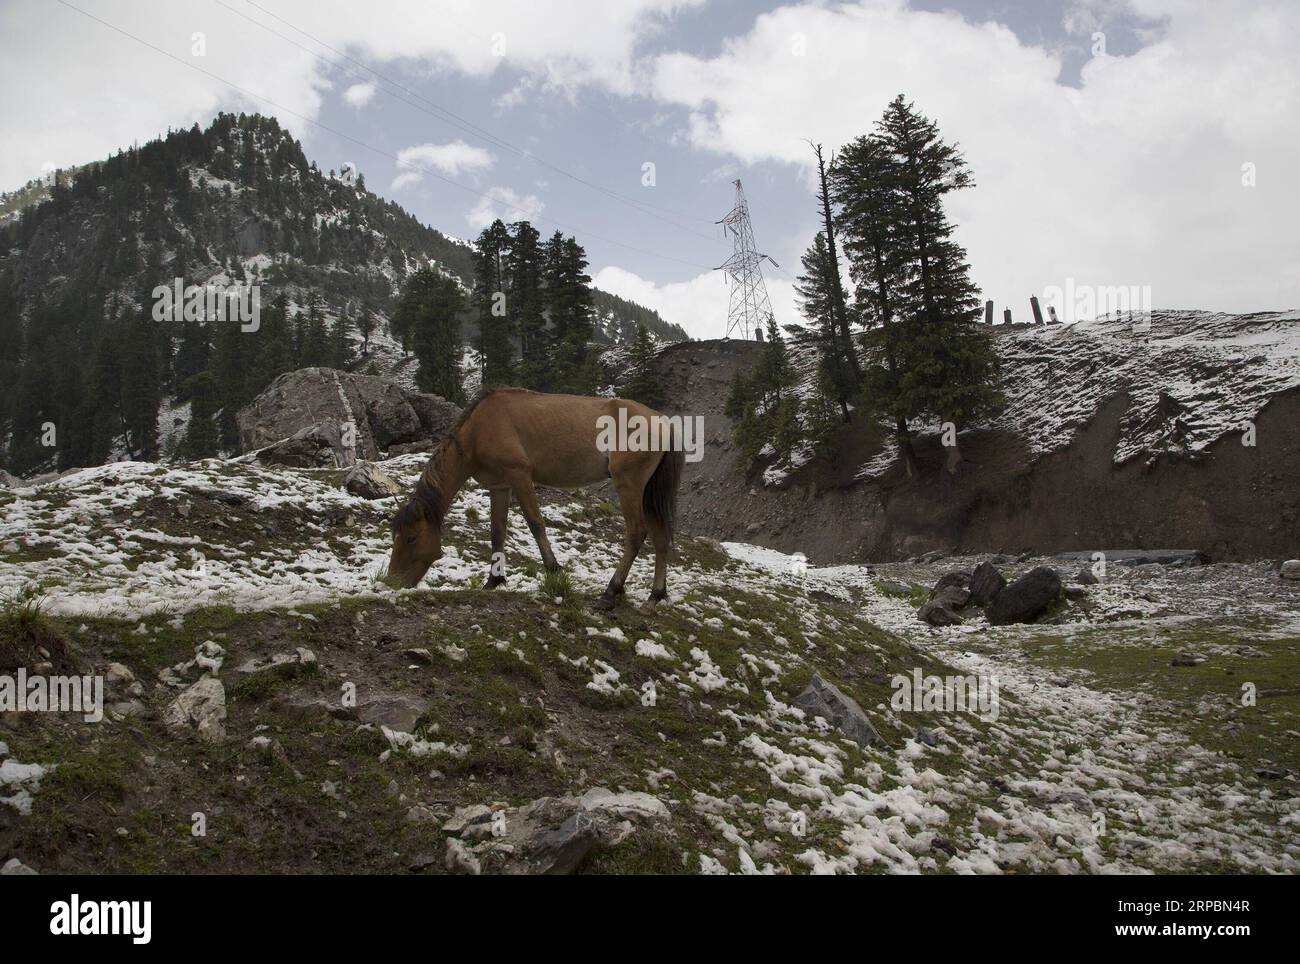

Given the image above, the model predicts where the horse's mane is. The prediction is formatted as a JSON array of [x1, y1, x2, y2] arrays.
[[392, 387, 529, 529]]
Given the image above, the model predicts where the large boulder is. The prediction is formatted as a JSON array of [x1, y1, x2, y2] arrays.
[[929, 570, 971, 599], [918, 598, 963, 626], [238, 368, 460, 466], [968, 561, 1007, 607], [1281, 560, 1300, 581], [986, 566, 1064, 625]]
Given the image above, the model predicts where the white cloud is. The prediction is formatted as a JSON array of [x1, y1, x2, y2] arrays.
[[648, 0, 1300, 315], [342, 81, 377, 108], [466, 186, 546, 230], [593, 264, 797, 340], [0, 0, 702, 189], [391, 141, 496, 191]]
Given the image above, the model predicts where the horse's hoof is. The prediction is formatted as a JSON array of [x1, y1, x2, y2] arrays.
[[593, 593, 617, 611], [638, 599, 658, 616], [484, 574, 506, 590]]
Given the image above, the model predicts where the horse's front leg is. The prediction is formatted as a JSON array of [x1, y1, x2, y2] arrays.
[[508, 474, 561, 572], [484, 487, 510, 589]]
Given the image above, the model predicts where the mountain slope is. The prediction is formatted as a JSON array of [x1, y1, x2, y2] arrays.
[[1, 456, 1294, 873]]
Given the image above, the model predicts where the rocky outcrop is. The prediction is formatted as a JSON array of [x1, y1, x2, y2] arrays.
[[986, 566, 1064, 626], [238, 368, 460, 466], [1280, 559, 1300, 581]]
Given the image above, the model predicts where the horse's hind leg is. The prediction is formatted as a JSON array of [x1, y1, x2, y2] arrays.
[[484, 487, 510, 589], [596, 464, 650, 610], [509, 473, 561, 572], [639, 513, 670, 615]]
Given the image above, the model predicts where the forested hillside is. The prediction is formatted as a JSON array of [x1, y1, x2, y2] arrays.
[[0, 113, 685, 477]]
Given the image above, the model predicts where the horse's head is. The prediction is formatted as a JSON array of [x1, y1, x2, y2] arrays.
[[386, 487, 443, 588]]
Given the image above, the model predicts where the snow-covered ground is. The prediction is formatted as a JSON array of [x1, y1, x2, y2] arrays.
[[2, 458, 1296, 873]]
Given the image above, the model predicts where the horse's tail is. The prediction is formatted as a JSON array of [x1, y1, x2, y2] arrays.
[[643, 424, 685, 543]]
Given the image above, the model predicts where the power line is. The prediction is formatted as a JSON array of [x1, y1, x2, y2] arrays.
[[220, 0, 724, 242], [54, 0, 718, 272]]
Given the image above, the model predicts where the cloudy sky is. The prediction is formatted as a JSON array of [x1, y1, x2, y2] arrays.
[[2, 0, 1296, 337]]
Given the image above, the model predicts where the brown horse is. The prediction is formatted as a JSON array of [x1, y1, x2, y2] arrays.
[[386, 388, 685, 613]]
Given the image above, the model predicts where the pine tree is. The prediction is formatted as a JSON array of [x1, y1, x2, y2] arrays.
[[831, 123, 918, 476], [810, 142, 859, 385], [210, 309, 249, 450], [876, 94, 1002, 473], [300, 292, 330, 367], [331, 305, 354, 369], [508, 221, 547, 390], [251, 293, 293, 393], [120, 311, 162, 460], [356, 303, 376, 356], [623, 323, 664, 408], [795, 231, 853, 421], [179, 371, 221, 459], [831, 95, 1003, 477], [397, 266, 465, 403], [88, 323, 124, 465], [725, 316, 803, 464], [545, 232, 595, 394], [472, 219, 514, 387]]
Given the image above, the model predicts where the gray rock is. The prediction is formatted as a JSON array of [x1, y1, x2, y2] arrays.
[[968, 561, 1007, 607], [918, 599, 963, 626], [163, 675, 227, 743], [358, 694, 431, 734], [793, 674, 884, 748], [343, 462, 401, 500], [987, 566, 1064, 626], [254, 422, 346, 468], [1075, 566, 1099, 585], [1280, 559, 1300, 581], [530, 811, 598, 874], [932, 585, 971, 609], [445, 838, 482, 875], [930, 570, 971, 599], [238, 367, 460, 462], [1, 857, 38, 875]]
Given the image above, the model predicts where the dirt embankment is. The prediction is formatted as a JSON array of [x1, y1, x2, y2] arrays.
[[655, 339, 1299, 563]]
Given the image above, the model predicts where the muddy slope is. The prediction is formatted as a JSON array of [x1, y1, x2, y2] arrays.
[[657, 339, 1299, 563]]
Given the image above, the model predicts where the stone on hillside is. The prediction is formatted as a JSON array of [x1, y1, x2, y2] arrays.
[[238, 367, 461, 463], [793, 674, 884, 748], [163, 675, 227, 743], [918, 598, 964, 626], [1, 857, 38, 875], [445, 838, 482, 876], [1281, 560, 1300, 581], [932, 585, 971, 609], [930, 570, 971, 599], [968, 561, 1007, 607], [987, 566, 1064, 625], [1075, 566, 1099, 585], [344, 462, 400, 500], [357, 694, 431, 735]]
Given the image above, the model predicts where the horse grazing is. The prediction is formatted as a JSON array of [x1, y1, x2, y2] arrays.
[[386, 388, 685, 613]]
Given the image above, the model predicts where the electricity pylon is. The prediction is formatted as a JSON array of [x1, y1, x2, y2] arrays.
[[716, 179, 778, 340]]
